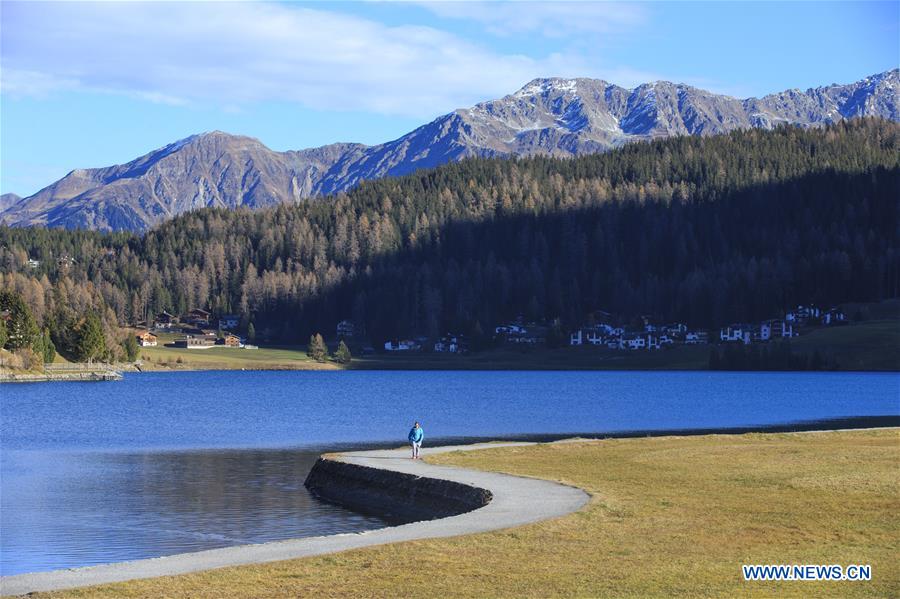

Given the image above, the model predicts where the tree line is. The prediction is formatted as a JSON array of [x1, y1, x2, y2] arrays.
[[1, 118, 897, 355], [0, 289, 120, 368], [708, 342, 838, 371]]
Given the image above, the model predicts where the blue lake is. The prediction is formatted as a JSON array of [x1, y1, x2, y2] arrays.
[[1, 370, 898, 575]]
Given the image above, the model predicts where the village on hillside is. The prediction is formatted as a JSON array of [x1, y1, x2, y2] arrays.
[[566, 305, 847, 351], [132, 303, 848, 358]]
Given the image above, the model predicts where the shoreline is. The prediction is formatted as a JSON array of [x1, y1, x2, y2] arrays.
[[0, 370, 123, 383], [5, 364, 899, 382], [0, 441, 590, 596], [2, 421, 898, 595]]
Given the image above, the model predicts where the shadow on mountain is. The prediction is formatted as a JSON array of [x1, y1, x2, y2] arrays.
[[276, 166, 899, 346]]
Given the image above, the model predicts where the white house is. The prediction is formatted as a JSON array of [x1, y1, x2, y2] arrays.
[[434, 334, 467, 353], [218, 314, 240, 330], [570, 330, 583, 346], [751, 323, 772, 342], [786, 305, 821, 324], [384, 340, 421, 351], [684, 331, 709, 345], [720, 325, 751, 344], [664, 323, 688, 335], [585, 330, 605, 345], [764, 319, 794, 338], [496, 324, 526, 335], [821, 308, 846, 325], [622, 334, 646, 350], [571, 324, 615, 346]]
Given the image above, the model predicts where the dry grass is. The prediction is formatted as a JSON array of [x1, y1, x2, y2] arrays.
[[39, 429, 899, 598], [137, 343, 338, 371]]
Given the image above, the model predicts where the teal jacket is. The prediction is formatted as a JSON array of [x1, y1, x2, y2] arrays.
[[408, 426, 424, 443]]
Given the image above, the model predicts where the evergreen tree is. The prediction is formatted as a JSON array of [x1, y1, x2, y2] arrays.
[[123, 334, 139, 362], [38, 328, 56, 363], [247, 322, 256, 343], [308, 333, 327, 362], [333, 339, 352, 364], [74, 313, 106, 363], [0, 290, 39, 350]]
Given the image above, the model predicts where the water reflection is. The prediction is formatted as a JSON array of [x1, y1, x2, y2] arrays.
[[1, 448, 389, 575], [3, 370, 898, 575]]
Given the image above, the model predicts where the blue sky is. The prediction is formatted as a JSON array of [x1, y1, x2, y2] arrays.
[[1, 1, 897, 196]]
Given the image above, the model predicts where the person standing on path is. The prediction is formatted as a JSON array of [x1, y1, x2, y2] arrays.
[[408, 422, 424, 459]]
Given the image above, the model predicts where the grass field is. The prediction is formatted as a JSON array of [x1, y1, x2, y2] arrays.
[[350, 343, 711, 370], [791, 319, 900, 370], [41, 429, 899, 598], [137, 332, 337, 371]]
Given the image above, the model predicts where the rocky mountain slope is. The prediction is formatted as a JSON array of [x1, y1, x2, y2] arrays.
[[4, 69, 897, 231], [0, 194, 22, 212]]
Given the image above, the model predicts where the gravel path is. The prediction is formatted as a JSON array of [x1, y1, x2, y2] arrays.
[[1, 441, 589, 596]]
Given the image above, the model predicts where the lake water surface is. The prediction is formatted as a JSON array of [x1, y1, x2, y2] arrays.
[[2, 370, 898, 575]]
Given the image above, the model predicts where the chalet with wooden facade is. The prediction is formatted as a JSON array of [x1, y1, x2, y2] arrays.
[[136, 331, 158, 347], [181, 309, 211, 327], [153, 311, 177, 329], [174, 333, 217, 349], [216, 333, 242, 347]]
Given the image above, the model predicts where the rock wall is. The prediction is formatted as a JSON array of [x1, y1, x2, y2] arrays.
[[304, 457, 492, 522], [0, 371, 122, 383]]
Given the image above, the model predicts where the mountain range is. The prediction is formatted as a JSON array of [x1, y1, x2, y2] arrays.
[[3, 69, 897, 232]]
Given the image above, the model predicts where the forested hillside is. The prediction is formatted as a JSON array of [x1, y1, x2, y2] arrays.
[[1, 119, 897, 357]]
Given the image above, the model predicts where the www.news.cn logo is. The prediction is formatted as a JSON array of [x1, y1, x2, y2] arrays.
[[742, 564, 871, 581]]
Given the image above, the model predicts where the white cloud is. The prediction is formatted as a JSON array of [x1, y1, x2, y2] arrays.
[[0, 1, 610, 118], [414, 1, 648, 38], [0, 68, 79, 97]]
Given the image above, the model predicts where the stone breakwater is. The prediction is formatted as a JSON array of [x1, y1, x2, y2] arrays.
[[304, 457, 493, 522], [0, 442, 589, 596], [0, 369, 122, 383]]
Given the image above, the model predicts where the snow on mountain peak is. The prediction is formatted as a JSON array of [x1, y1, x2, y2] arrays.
[[514, 78, 579, 98], [5, 70, 897, 232]]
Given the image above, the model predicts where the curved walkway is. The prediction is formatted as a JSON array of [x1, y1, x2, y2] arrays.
[[1, 442, 590, 596]]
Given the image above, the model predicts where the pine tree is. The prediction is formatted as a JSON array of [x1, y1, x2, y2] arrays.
[[308, 333, 327, 362], [333, 339, 352, 364], [0, 290, 39, 350], [74, 313, 106, 363], [39, 328, 56, 363], [123, 334, 139, 362]]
